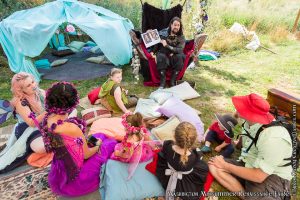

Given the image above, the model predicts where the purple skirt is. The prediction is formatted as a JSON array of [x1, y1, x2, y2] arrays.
[[48, 133, 117, 197]]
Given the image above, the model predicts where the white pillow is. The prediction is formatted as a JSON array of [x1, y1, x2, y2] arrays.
[[50, 59, 68, 67], [89, 46, 102, 54], [151, 116, 180, 141], [68, 41, 85, 51], [164, 81, 200, 100], [86, 56, 105, 64], [134, 98, 161, 118], [149, 89, 174, 105]]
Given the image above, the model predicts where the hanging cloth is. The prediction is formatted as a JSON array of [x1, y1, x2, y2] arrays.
[[142, 3, 183, 32], [162, 0, 172, 10]]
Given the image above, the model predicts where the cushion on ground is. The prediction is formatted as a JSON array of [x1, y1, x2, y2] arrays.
[[85, 41, 97, 47], [90, 46, 102, 54], [134, 98, 161, 118], [89, 117, 125, 141], [50, 59, 68, 67], [99, 159, 164, 200], [151, 116, 180, 141], [86, 56, 105, 64], [88, 87, 101, 105], [156, 97, 204, 142], [163, 81, 200, 100], [52, 49, 74, 57], [68, 41, 86, 51], [81, 106, 111, 125], [149, 89, 174, 105], [34, 59, 50, 69], [57, 46, 70, 51]]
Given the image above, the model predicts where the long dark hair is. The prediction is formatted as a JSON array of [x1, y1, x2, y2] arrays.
[[168, 17, 183, 36]]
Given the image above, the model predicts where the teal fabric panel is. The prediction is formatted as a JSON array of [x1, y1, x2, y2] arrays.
[[0, 0, 134, 81]]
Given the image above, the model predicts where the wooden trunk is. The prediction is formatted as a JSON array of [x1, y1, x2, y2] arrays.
[[267, 88, 300, 126]]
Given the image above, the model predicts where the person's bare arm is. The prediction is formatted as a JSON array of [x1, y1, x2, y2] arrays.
[[209, 156, 269, 183], [15, 100, 46, 127], [55, 123, 100, 159], [114, 86, 129, 113], [215, 141, 230, 152]]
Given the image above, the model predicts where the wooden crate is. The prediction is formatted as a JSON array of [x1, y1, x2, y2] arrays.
[[267, 88, 300, 125]]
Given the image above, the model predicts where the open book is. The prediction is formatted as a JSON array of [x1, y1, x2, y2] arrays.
[[141, 29, 161, 48]]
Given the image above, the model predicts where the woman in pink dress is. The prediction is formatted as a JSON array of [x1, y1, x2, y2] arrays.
[[30, 82, 117, 197]]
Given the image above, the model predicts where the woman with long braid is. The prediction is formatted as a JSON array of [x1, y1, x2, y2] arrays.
[[156, 122, 209, 200]]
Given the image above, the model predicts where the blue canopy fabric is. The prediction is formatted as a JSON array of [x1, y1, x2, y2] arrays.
[[0, 0, 134, 82]]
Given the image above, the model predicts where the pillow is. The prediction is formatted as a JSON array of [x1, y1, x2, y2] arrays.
[[100, 159, 165, 200], [81, 107, 111, 125], [82, 46, 93, 52], [145, 149, 161, 175], [69, 47, 80, 53], [86, 56, 105, 64], [89, 117, 125, 141], [151, 116, 180, 141], [88, 87, 101, 105], [57, 46, 70, 51], [149, 89, 174, 105], [35, 59, 50, 69], [101, 56, 111, 64], [163, 81, 200, 100], [90, 46, 103, 54], [68, 41, 85, 51], [50, 59, 68, 67], [85, 41, 97, 47], [156, 97, 204, 142], [52, 49, 74, 57], [134, 98, 161, 118]]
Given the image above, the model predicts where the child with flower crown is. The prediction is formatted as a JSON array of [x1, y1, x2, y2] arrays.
[[110, 112, 161, 179]]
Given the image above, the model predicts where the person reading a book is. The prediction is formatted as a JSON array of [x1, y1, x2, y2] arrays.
[[149, 17, 186, 88]]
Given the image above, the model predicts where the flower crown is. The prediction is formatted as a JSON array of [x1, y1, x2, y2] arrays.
[[121, 113, 148, 137], [45, 81, 79, 115]]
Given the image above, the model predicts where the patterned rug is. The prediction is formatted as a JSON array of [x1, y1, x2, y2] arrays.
[[0, 165, 56, 199]]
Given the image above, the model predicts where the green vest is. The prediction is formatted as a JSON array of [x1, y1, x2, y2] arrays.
[[99, 79, 128, 113]]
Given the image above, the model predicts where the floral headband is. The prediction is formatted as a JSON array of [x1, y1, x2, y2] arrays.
[[121, 113, 148, 137], [45, 81, 79, 115]]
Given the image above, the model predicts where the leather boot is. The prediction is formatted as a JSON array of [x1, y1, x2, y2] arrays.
[[159, 70, 166, 89], [170, 71, 179, 87]]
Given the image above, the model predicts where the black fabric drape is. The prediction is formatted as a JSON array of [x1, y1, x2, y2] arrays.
[[142, 3, 183, 32]]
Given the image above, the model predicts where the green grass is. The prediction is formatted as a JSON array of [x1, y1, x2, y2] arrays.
[[1, 40, 299, 199]]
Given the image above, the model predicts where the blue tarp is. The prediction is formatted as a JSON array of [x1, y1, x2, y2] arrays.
[[0, 0, 134, 82]]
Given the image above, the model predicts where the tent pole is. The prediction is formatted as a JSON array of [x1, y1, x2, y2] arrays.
[[182, 0, 188, 7]]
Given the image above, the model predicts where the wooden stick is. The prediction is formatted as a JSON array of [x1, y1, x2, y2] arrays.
[[245, 37, 277, 54], [292, 9, 300, 33], [258, 45, 277, 54]]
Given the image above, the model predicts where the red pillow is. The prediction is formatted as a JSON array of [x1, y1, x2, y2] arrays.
[[88, 87, 101, 105], [145, 149, 161, 175]]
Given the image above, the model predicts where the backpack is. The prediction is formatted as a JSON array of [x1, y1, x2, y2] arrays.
[[238, 110, 300, 169]]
